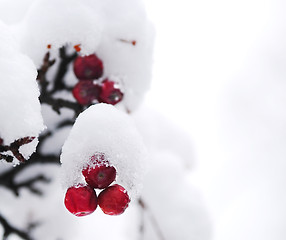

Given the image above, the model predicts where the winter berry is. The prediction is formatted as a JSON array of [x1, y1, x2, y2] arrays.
[[98, 184, 130, 215], [72, 80, 101, 105], [73, 54, 103, 80], [82, 164, 116, 189], [99, 79, 123, 105], [64, 185, 98, 217]]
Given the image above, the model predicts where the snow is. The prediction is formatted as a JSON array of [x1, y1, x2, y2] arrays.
[[144, 0, 286, 239], [17, 0, 103, 65], [13, 0, 154, 112], [0, 20, 44, 162], [141, 152, 212, 240], [0, 0, 35, 25], [60, 103, 147, 198], [132, 106, 194, 169]]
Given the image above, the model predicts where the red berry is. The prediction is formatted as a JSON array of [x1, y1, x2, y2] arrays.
[[99, 79, 123, 105], [98, 184, 130, 215], [73, 54, 103, 80], [72, 80, 101, 105], [64, 185, 98, 217], [82, 164, 116, 189]]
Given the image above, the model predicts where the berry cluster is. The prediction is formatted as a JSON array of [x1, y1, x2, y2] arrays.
[[64, 153, 130, 217], [72, 54, 123, 106]]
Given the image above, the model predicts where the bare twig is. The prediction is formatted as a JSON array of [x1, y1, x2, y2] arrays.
[[0, 137, 36, 163], [138, 198, 166, 240], [0, 214, 33, 240], [51, 47, 77, 93], [39, 94, 83, 116], [37, 48, 83, 117], [0, 152, 59, 196]]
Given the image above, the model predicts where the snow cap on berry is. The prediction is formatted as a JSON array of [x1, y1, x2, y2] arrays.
[[60, 103, 147, 198]]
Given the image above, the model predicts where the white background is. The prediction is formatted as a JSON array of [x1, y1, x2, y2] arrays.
[[144, 0, 286, 239]]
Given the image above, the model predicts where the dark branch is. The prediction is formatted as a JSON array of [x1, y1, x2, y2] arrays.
[[56, 119, 74, 129], [0, 154, 13, 163], [51, 47, 77, 93], [0, 137, 36, 163], [39, 94, 83, 116], [138, 197, 166, 240], [37, 48, 83, 117], [0, 214, 33, 240], [15, 175, 50, 196], [37, 52, 56, 94], [0, 152, 59, 196]]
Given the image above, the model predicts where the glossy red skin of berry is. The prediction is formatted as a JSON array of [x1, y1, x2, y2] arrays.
[[64, 185, 98, 217], [98, 184, 130, 215], [99, 79, 123, 105], [73, 54, 103, 80], [72, 80, 101, 105], [82, 165, 116, 189]]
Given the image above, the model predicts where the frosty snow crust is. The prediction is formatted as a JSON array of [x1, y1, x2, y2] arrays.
[[0, 20, 45, 162], [60, 104, 147, 198]]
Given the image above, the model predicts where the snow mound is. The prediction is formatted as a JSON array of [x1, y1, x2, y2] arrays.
[[60, 103, 147, 198], [17, 0, 102, 65], [0, 20, 45, 162]]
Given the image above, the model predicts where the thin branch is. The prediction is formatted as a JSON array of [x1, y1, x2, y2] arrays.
[[0, 214, 33, 240], [15, 175, 50, 196], [37, 52, 56, 94], [0, 153, 59, 196], [56, 119, 74, 129], [138, 198, 166, 240], [51, 47, 77, 94], [39, 94, 83, 116], [0, 137, 36, 163], [0, 154, 13, 163], [37, 48, 82, 117]]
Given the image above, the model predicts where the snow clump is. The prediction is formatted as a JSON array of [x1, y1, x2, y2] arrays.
[[0, 20, 45, 162], [60, 103, 147, 198]]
